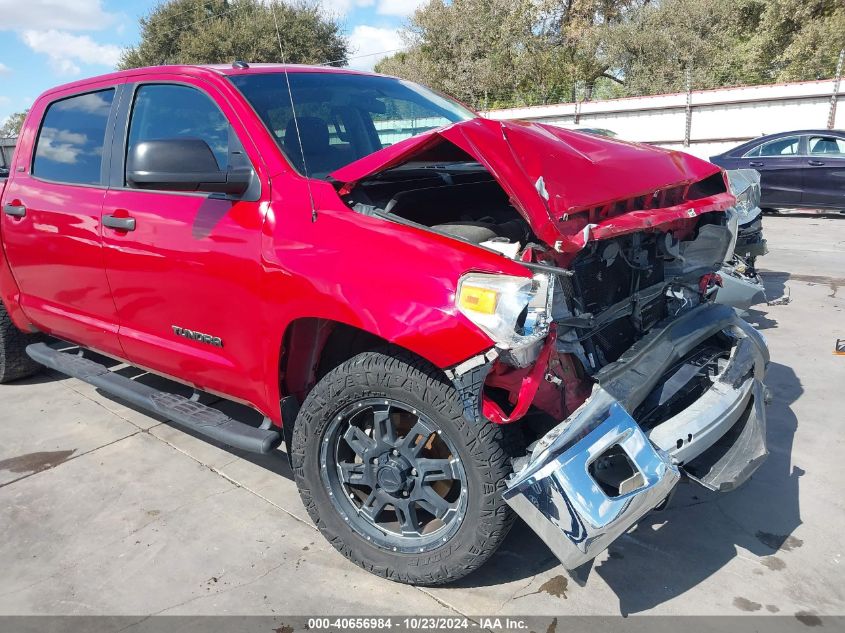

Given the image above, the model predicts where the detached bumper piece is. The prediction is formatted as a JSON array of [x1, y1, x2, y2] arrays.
[[647, 338, 768, 491], [503, 402, 680, 569], [504, 304, 769, 570], [681, 382, 767, 491], [716, 267, 766, 311]]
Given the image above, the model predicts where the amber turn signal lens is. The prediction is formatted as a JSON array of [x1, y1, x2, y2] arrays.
[[458, 285, 498, 314]]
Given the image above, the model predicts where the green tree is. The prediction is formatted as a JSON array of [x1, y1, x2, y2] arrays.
[[119, 0, 348, 69], [376, 0, 536, 108], [0, 111, 27, 138], [605, 0, 769, 96], [602, 0, 844, 95], [749, 0, 845, 81], [532, 0, 648, 101], [378, 0, 845, 108], [375, 0, 645, 108]]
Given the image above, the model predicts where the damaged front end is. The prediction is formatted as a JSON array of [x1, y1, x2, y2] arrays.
[[447, 214, 771, 570], [503, 304, 768, 569], [716, 169, 768, 312], [332, 118, 771, 571]]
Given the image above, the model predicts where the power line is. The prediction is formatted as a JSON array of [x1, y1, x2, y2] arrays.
[[272, 2, 317, 222], [321, 48, 405, 67]]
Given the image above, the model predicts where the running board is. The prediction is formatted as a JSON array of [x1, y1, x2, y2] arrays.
[[26, 343, 281, 454]]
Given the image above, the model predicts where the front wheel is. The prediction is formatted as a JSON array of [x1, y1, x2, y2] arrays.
[[292, 350, 515, 585]]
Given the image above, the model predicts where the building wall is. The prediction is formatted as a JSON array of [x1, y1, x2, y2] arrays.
[[483, 79, 844, 159]]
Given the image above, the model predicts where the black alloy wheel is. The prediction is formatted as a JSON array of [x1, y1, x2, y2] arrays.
[[319, 398, 468, 553], [292, 350, 517, 585]]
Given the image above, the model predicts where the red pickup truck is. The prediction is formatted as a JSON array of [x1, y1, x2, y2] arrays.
[[0, 63, 769, 585]]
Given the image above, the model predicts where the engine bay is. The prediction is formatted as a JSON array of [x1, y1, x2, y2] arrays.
[[342, 163, 535, 251], [341, 157, 736, 427]]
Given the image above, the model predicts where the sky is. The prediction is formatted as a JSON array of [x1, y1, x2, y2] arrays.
[[0, 0, 424, 128]]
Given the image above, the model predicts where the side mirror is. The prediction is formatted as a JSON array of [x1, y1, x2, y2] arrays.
[[126, 138, 252, 196]]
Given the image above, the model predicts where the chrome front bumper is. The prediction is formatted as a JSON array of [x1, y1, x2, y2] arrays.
[[503, 304, 769, 570], [504, 402, 681, 569]]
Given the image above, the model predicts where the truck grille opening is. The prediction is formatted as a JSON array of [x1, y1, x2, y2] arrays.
[[589, 444, 645, 497], [566, 231, 668, 368], [633, 340, 732, 430], [563, 173, 726, 224]]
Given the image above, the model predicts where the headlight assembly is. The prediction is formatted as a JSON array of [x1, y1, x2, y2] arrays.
[[456, 272, 553, 349], [725, 169, 762, 222]]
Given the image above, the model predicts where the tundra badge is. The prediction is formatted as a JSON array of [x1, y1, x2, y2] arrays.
[[172, 326, 224, 348]]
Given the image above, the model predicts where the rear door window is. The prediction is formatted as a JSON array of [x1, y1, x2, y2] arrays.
[[32, 89, 115, 185], [809, 136, 845, 156]]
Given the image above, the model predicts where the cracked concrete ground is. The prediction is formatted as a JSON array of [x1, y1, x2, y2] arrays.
[[0, 215, 843, 617]]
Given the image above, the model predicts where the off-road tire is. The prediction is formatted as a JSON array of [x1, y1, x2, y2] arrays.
[[0, 304, 43, 383], [292, 349, 516, 585]]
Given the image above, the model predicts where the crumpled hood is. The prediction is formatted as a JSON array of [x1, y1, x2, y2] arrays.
[[331, 118, 733, 252]]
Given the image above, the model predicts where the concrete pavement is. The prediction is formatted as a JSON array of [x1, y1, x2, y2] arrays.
[[0, 215, 843, 617]]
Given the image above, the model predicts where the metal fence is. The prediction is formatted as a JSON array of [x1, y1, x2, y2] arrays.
[[483, 76, 845, 160]]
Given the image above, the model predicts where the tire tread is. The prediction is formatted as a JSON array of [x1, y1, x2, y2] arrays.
[[0, 304, 43, 384], [292, 348, 515, 585]]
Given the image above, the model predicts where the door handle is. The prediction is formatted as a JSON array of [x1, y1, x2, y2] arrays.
[[808, 160, 825, 166], [748, 161, 764, 168], [103, 214, 136, 231], [2, 203, 26, 218]]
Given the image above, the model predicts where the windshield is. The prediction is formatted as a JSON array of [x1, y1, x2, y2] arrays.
[[229, 71, 475, 179]]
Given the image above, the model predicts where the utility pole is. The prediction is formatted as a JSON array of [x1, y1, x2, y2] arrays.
[[574, 81, 582, 124], [684, 66, 693, 148], [828, 49, 845, 130]]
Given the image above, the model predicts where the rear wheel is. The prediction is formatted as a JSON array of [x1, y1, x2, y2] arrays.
[[292, 350, 515, 585], [0, 304, 43, 383]]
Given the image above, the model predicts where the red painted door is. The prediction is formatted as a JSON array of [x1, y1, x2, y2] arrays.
[[101, 80, 269, 409], [0, 87, 125, 357]]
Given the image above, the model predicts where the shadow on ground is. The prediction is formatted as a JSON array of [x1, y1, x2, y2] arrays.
[[742, 269, 802, 330], [743, 307, 779, 331], [591, 360, 803, 614], [760, 268, 845, 304], [456, 361, 802, 615], [35, 339, 802, 612]]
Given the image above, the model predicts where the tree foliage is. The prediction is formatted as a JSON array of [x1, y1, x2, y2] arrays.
[[119, 0, 348, 70], [376, 0, 645, 108], [608, 0, 845, 93], [605, 0, 769, 95], [376, 0, 845, 108], [749, 0, 845, 81], [0, 111, 27, 138]]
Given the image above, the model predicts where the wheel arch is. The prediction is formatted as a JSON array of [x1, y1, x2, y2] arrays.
[[273, 316, 476, 432]]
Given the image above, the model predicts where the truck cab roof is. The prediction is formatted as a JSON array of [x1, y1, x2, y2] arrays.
[[35, 63, 380, 102]]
